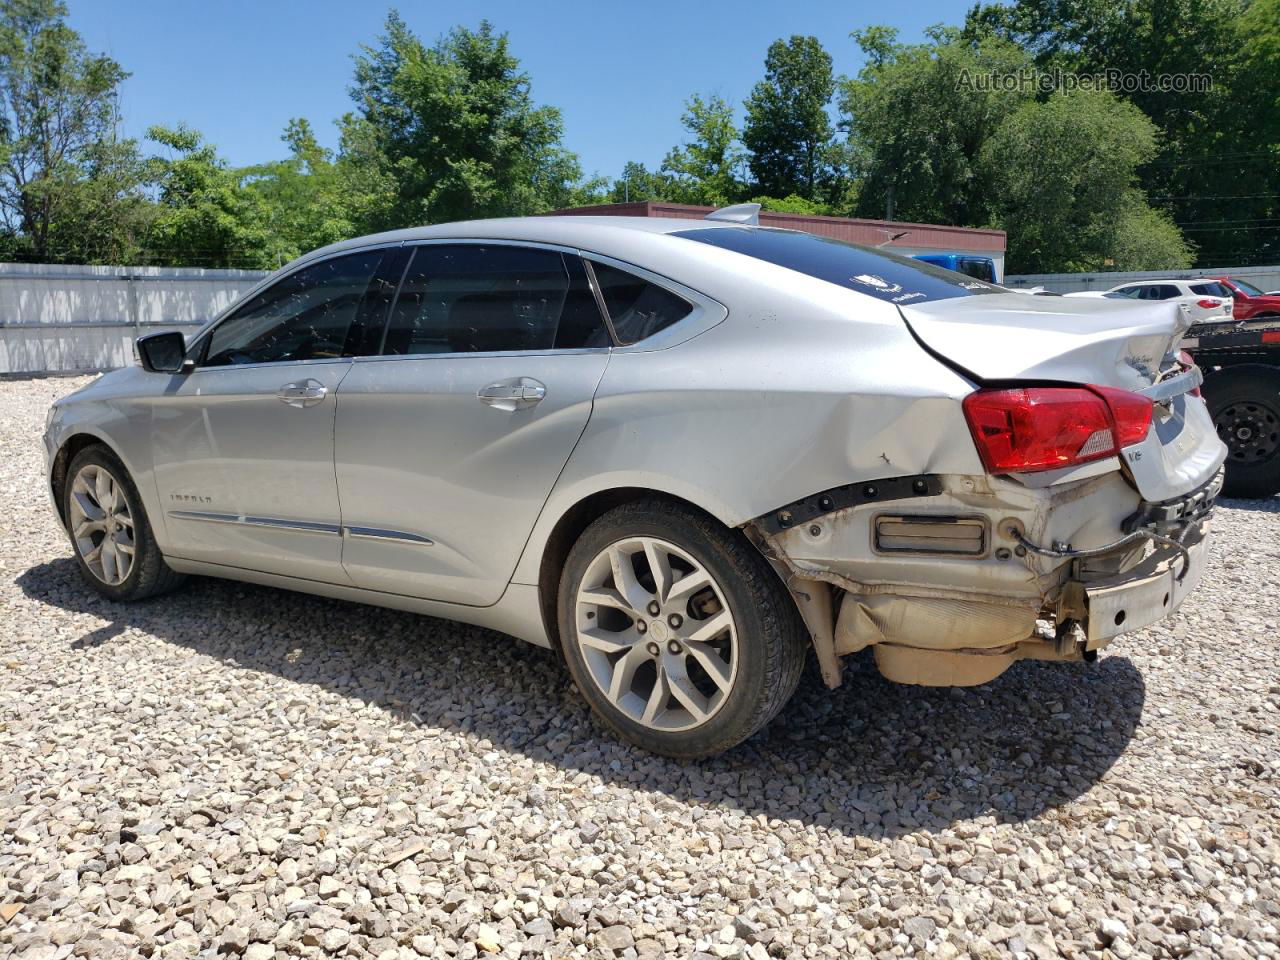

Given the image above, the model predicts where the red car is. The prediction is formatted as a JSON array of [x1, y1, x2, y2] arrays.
[[1216, 277, 1280, 322]]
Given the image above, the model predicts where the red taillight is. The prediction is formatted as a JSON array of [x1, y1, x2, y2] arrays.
[[1263, 331, 1280, 344], [1196, 298, 1221, 309], [963, 386, 1153, 474]]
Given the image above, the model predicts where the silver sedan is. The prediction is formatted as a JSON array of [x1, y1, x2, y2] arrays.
[[43, 207, 1226, 757]]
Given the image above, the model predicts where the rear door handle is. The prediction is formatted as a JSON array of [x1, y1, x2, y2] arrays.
[[277, 378, 327, 408], [478, 377, 546, 411]]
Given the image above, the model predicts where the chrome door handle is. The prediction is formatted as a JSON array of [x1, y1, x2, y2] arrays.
[[277, 379, 327, 408], [477, 378, 546, 411]]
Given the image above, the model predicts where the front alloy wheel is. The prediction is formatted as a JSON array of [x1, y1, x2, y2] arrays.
[[68, 463, 136, 585], [575, 536, 738, 732], [558, 499, 807, 758], [62, 444, 185, 601]]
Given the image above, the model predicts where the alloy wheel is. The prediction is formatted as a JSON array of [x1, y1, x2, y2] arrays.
[[574, 536, 738, 732], [68, 463, 136, 585]]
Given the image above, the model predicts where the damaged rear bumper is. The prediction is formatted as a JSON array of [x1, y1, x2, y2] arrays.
[[747, 470, 1216, 688]]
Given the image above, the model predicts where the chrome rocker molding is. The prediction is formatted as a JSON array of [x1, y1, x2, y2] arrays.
[[169, 511, 431, 545]]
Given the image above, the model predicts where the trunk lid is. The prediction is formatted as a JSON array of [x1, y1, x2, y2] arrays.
[[903, 293, 1226, 502], [901, 292, 1193, 391]]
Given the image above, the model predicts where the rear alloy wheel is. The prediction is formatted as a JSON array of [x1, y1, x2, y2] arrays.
[[1205, 365, 1280, 498], [62, 445, 186, 601], [558, 499, 806, 758]]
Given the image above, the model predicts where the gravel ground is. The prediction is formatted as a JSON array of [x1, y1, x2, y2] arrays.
[[1, 375, 1278, 960]]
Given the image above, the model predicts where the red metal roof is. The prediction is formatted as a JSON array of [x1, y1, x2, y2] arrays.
[[549, 202, 1005, 254]]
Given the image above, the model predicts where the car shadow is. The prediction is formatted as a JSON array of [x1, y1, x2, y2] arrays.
[[17, 556, 1144, 840]]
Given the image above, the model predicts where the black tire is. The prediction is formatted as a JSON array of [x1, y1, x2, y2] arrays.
[[557, 498, 807, 759], [62, 444, 186, 601], [1204, 365, 1280, 498]]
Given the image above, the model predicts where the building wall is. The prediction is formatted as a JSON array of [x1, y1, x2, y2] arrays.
[[0, 263, 267, 376]]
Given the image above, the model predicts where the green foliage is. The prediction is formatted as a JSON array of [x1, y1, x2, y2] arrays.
[[964, 0, 1272, 265], [660, 94, 745, 206], [144, 124, 274, 269], [982, 90, 1192, 272], [839, 26, 1032, 227], [243, 119, 355, 265], [742, 36, 836, 201], [609, 161, 671, 203], [339, 13, 583, 231], [750, 194, 833, 215], [0, 0, 147, 262]]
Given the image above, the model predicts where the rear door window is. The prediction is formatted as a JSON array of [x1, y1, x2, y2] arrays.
[[958, 258, 996, 283], [381, 245, 611, 355], [675, 227, 1006, 304]]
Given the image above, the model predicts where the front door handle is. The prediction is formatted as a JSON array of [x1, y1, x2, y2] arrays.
[[478, 377, 546, 411], [277, 378, 327, 408]]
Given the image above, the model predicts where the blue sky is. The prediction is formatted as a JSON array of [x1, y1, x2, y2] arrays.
[[69, 0, 966, 179]]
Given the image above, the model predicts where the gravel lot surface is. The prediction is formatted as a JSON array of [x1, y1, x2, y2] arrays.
[[2, 374, 1278, 960]]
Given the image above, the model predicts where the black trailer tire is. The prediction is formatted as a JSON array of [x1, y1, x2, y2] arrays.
[[1204, 365, 1280, 498]]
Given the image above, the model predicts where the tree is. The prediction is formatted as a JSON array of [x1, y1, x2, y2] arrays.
[[245, 118, 355, 265], [964, 0, 1263, 266], [981, 90, 1192, 272], [839, 26, 1033, 226], [0, 0, 147, 262], [743, 36, 836, 201], [610, 160, 671, 203], [339, 14, 586, 231], [660, 94, 744, 206], [144, 125, 273, 269]]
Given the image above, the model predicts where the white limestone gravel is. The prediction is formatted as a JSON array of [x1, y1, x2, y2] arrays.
[[1, 374, 1278, 960]]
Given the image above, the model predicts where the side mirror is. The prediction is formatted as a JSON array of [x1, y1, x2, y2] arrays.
[[137, 330, 193, 374]]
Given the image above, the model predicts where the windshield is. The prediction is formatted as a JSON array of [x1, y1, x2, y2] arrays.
[[674, 227, 1008, 305], [1228, 277, 1265, 297]]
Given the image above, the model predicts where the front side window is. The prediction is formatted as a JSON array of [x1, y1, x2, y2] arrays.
[[381, 245, 609, 355], [590, 262, 693, 345], [676, 226, 1006, 305], [1111, 286, 1142, 299], [203, 251, 386, 367]]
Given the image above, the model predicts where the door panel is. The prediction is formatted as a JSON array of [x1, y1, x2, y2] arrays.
[[149, 247, 400, 582], [334, 352, 608, 604], [151, 360, 354, 581]]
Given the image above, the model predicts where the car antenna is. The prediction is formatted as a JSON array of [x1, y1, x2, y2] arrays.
[[704, 203, 761, 225]]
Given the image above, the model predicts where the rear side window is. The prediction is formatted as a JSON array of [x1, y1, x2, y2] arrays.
[[381, 245, 610, 355], [675, 227, 1006, 304], [1154, 285, 1182, 300], [1191, 282, 1230, 298], [590, 262, 693, 345]]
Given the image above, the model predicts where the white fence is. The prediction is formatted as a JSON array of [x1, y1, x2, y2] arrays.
[[1005, 263, 1280, 295], [0, 263, 268, 376]]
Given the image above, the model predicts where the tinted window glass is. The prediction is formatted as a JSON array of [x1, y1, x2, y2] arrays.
[[381, 245, 608, 355], [1229, 278, 1265, 296], [590, 262, 693, 345], [959, 258, 996, 283], [204, 251, 385, 366], [1110, 286, 1142, 299], [1154, 285, 1182, 300], [676, 227, 1006, 304]]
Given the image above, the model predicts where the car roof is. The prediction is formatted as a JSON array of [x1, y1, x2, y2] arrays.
[[305, 215, 742, 259]]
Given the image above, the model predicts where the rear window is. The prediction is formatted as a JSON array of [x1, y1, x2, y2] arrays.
[[675, 227, 1006, 305]]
